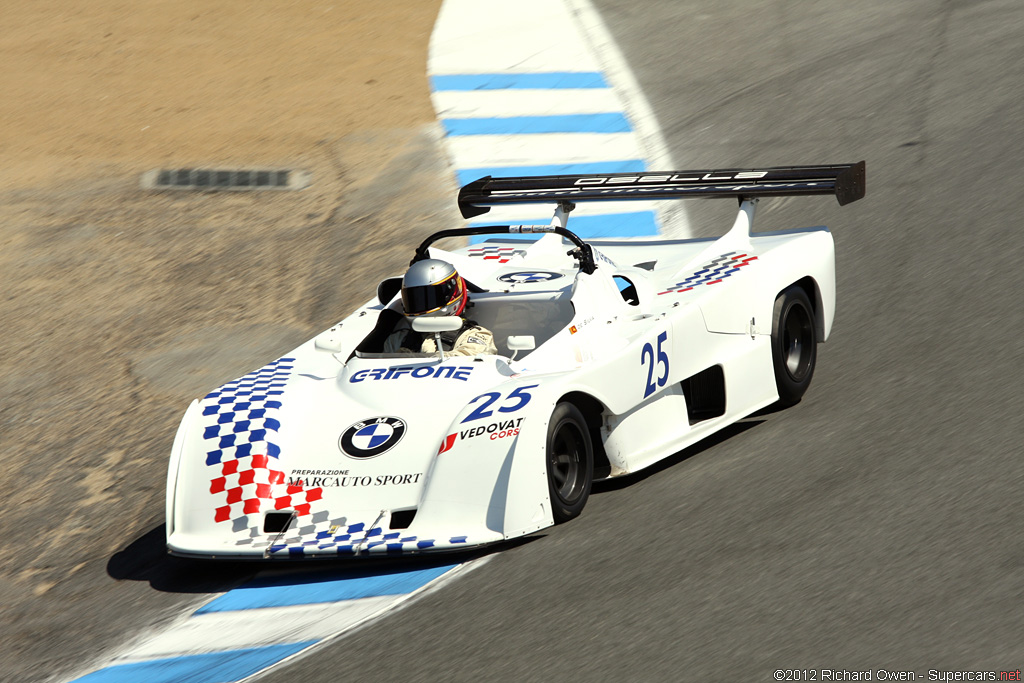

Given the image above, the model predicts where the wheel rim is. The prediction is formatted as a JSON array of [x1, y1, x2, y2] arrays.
[[783, 302, 813, 381], [549, 420, 586, 504]]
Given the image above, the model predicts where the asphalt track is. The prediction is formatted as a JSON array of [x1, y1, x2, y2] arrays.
[[258, 2, 1024, 680], [50, 2, 1024, 681]]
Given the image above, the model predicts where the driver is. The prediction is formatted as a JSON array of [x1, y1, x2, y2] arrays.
[[383, 259, 497, 356]]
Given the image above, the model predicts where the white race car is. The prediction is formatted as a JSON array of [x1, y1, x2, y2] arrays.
[[166, 163, 865, 559]]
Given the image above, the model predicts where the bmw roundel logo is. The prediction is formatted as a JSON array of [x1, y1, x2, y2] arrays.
[[339, 416, 406, 459], [498, 271, 563, 284]]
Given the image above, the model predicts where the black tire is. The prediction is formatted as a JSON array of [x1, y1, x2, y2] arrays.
[[546, 403, 594, 524], [771, 285, 817, 406]]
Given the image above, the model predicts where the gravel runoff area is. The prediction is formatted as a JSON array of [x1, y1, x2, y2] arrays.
[[0, 3, 470, 681]]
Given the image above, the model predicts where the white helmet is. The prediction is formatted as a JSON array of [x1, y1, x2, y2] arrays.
[[401, 259, 467, 317]]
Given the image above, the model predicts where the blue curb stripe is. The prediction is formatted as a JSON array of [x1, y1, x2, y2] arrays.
[[469, 211, 658, 241], [431, 72, 608, 90], [456, 160, 646, 186], [196, 564, 459, 613], [443, 113, 631, 136], [70, 641, 317, 683]]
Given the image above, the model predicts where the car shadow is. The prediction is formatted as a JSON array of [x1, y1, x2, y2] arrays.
[[107, 523, 540, 594], [592, 419, 765, 493], [107, 524, 260, 594], [748, 399, 796, 418]]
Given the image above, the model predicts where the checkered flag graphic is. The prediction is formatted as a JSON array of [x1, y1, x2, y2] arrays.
[[467, 246, 522, 263], [195, 356, 323, 523], [199, 357, 293, 467], [658, 252, 758, 295], [209, 452, 323, 523]]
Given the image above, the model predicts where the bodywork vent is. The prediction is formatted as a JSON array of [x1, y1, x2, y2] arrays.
[[262, 511, 295, 534], [682, 365, 726, 424], [389, 509, 417, 530], [141, 168, 310, 191]]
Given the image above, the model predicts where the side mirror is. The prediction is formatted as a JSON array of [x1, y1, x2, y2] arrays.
[[411, 316, 462, 361], [411, 317, 463, 333], [506, 335, 536, 351]]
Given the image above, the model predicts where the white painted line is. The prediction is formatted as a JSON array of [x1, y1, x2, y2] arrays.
[[235, 555, 493, 682], [117, 596, 400, 661], [433, 89, 627, 118], [566, 0, 691, 237], [430, 0, 601, 74], [428, 0, 688, 238], [63, 558, 493, 682], [444, 132, 644, 168]]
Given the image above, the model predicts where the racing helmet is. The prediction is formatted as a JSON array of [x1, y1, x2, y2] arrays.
[[401, 259, 467, 317]]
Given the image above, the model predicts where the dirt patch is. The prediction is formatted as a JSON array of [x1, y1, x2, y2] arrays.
[[0, 3, 462, 681], [0, 1, 439, 189]]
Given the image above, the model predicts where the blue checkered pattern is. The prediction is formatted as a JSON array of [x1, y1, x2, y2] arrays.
[[264, 519, 471, 557], [200, 357, 294, 466]]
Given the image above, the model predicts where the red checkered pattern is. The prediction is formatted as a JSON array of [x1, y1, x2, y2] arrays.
[[467, 246, 520, 263], [209, 453, 323, 523]]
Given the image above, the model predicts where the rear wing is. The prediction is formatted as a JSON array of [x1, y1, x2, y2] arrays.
[[458, 161, 865, 218]]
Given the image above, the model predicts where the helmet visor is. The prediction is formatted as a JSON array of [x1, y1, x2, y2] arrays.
[[402, 275, 459, 316]]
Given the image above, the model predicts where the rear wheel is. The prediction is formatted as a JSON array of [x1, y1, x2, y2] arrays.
[[546, 403, 593, 523], [771, 285, 817, 406]]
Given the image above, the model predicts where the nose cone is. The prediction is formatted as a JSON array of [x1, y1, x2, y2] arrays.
[[169, 354, 508, 558]]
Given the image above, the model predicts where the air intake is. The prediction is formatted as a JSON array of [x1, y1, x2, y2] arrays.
[[682, 365, 726, 424], [263, 511, 295, 534], [389, 509, 417, 530], [141, 168, 310, 191]]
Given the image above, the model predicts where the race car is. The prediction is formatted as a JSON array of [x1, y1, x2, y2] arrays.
[[165, 162, 865, 559]]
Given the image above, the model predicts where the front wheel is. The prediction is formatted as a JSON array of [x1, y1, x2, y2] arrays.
[[546, 403, 593, 524], [771, 285, 817, 406]]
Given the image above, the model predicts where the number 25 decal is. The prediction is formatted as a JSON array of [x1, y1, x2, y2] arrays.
[[462, 384, 539, 422], [641, 331, 670, 398]]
